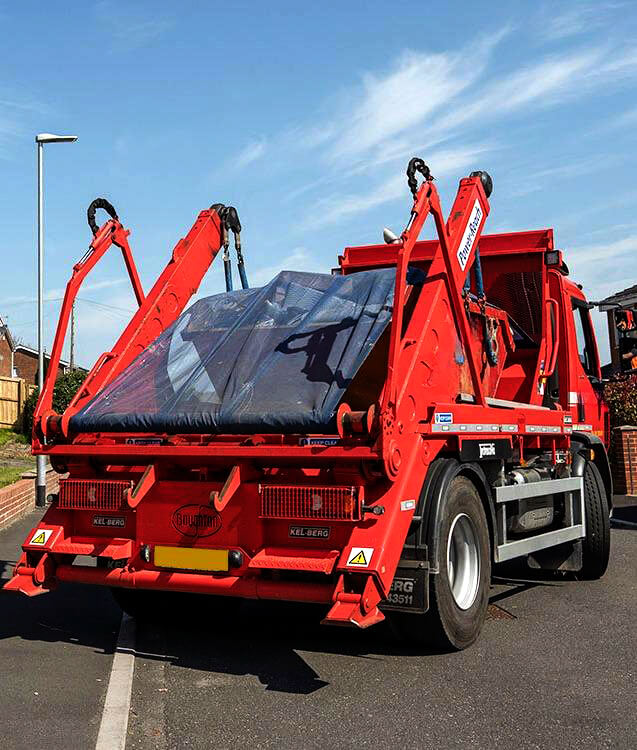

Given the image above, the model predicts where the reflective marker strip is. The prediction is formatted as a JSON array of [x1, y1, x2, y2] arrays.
[[525, 425, 563, 433], [432, 424, 517, 433], [573, 424, 593, 431], [432, 423, 566, 434]]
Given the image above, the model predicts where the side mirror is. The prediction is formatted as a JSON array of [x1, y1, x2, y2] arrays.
[[589, 376, 607, 392]]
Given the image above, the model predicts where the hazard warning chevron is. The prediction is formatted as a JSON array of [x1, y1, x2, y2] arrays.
[[346, 547, 373, 567]]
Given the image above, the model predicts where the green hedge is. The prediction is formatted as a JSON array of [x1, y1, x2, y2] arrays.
[[22, 369, 87, 438], [603, 374, 637, 429]]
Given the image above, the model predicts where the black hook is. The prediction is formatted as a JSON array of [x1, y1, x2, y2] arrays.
[[87, 198, 118, 235], [406, 157, 433, 198]]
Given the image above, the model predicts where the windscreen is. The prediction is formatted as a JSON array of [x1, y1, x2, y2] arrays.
[[69, 269, 395, 434]]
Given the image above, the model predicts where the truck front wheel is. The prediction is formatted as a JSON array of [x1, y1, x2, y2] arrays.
[[581, 460, 610, 579], [391, 476, 491, 650]]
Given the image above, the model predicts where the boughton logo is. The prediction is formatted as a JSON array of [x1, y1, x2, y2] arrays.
[[172, 504, 222, 538]]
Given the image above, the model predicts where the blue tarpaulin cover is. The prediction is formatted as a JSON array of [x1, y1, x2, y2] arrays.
[[69, 269, 395, 434]]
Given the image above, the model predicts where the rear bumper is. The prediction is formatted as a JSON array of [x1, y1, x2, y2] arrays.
[[6, 561, 334, 604]]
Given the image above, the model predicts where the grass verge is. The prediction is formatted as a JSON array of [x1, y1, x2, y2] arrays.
[[0, 465, 27, 489], [0, 429, 28, 447]]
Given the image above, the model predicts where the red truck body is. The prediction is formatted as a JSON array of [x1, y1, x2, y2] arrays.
[[5, 161, 611, 649]]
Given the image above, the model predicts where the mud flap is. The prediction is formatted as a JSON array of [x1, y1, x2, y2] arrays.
[[380, 562, 429, 613], [527, 540, 583, 572]]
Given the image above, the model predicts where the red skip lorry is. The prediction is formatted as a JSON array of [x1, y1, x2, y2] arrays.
[[5, 158, 611, 650]]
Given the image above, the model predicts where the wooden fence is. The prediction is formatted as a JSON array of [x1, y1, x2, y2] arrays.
[[0, 376, 32, 429]]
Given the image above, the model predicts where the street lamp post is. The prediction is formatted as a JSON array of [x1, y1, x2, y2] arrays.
[[35, 133, 77, 507]]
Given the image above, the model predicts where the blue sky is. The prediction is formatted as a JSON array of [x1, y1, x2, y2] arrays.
[[1, 1, 636, 368]]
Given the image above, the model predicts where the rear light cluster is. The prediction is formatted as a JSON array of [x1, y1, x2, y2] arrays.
[[57, 478, 130, 511], [259, 484, 360, 521]]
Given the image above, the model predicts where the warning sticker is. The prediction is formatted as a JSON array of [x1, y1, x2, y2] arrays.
[[29, 529, 53, 546], [346, 547, 374, 567]]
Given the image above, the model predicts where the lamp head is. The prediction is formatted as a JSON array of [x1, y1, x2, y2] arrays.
[[36, 133, 78, 144]]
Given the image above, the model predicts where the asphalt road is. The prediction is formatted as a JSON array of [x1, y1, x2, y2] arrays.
[[1, 501, 636, 750]]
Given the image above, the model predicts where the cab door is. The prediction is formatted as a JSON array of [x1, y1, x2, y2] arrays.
[[566, 288, 605, 437]]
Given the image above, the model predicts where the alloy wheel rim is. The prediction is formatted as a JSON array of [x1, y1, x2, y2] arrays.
[[446, 512, 480, 610]]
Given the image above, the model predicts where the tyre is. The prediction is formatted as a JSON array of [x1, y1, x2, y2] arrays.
[[581, 460, 610, 579], [110, 587, 158, 620], [95, 559, 162, 619], [391, 475, 491, 651], [97, 559, 243, 620]]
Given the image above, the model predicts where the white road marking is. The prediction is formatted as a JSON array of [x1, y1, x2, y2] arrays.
[[95, 614, 136, 750]]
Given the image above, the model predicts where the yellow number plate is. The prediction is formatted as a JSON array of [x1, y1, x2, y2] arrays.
[[153, 546, 229, 572]]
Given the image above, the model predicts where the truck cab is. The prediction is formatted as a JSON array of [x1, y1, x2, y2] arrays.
[[548, 269, 607, 441]]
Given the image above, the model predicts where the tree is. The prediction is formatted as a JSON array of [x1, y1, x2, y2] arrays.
[[22, 369, 87, 438], [604, 374, 637, 429]]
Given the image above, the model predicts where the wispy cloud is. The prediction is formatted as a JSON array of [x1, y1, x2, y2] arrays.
[[235, 138, 267, 168], [303, 173, 406, 229], [506, 154, 623, 197], [432, 48, 608, 136], [249, 31, 637, 235], [302, 143, 492, 228], [610, 107, 637, 128], [571, 233, 637, 266], [94, 1, 174, 51], [195, 248, 323, 295], [249, 248, 323, 287], [0, 91, 50, 159], [3, 277, 127, 306], [326, 31, 507, 166], [537, 2, 623, 42]]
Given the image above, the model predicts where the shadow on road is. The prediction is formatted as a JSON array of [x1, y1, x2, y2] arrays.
[[611, 502, 637, 528], [0, 558, 561, 696], [133, 595, 436, 695], [0, 570, 121, 656], [127, 563, 558, 695]]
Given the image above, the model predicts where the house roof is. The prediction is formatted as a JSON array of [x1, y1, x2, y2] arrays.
[[0, 316, 16, 351], [597, 283, 637, 311], [15, 344, 70, 368]]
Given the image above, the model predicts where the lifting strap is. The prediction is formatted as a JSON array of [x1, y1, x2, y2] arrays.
[[211, 204, 250, 292], [463, 246, 498, 367]]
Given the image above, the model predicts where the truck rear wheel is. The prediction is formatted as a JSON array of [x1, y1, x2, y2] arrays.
[[391, 475, 491, 650], [110, 587, 242, 621], [110, 587, 159, 620], [581, 460, 610, 579]]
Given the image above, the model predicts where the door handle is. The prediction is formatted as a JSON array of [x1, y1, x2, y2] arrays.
[[543, 298, 560, 377]]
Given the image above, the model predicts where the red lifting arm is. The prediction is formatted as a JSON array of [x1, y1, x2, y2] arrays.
[[381, 161, 491, 421], [34, 201, 226, 442]]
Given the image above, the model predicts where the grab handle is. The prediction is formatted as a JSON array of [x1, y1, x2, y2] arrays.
[[544, 298, 560, 377]]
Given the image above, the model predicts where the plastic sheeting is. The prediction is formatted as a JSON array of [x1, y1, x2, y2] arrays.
[[70, 269, 395, 434]]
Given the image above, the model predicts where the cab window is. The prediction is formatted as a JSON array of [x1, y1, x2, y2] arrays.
[[571, 299, 598, 377]]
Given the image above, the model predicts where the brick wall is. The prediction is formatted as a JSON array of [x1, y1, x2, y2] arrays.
[[13, 350, 69, 387], [13, 350, 39, 386], [611, 426, 637, 495], [0, 469, 62, 530], [0, 334, 12, 377]]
